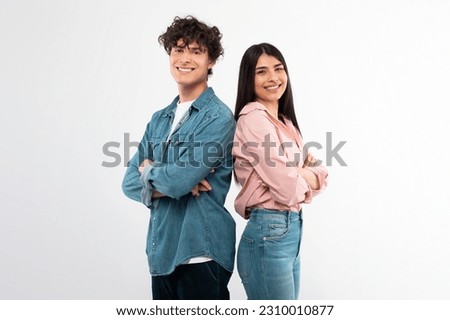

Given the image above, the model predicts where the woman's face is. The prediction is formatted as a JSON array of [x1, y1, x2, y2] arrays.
[[254, 53, 288, 108]]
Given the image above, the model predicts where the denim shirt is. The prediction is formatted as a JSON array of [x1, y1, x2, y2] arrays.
[[122, 87, 236, 276]]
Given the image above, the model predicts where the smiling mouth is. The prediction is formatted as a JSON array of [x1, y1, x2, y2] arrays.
[[177, 67, 195, 72], [264, 84, 281, 90]]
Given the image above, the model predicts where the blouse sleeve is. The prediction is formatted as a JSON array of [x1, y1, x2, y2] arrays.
[[304, 164, 328, 198]]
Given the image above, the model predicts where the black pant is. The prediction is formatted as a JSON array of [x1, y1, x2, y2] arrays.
[[151, 260, 232, 300]]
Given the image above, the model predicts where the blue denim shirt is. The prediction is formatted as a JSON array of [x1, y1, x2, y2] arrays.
[[122, 87, 236, 276]]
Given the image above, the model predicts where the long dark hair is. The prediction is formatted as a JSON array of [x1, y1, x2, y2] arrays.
[[234, 43, 301, 134]]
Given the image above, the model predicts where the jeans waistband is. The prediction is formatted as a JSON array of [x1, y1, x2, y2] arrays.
[[249, 208, 302, 220]]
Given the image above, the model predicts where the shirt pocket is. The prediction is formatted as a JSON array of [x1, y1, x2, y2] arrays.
[[149, 139, 164, 162], [166, 133, 190, 164]]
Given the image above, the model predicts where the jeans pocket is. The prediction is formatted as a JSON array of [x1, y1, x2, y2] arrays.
[[266, 222, 289, 240], [203, 261, 219, 283], [237, 235, 254, 279]]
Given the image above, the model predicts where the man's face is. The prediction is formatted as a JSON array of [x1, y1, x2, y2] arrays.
[[169, 39, 215, 90]]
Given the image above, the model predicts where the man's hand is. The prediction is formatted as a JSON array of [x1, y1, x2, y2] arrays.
[[191, 179, 212, 197], [139, 159, 152, 174]]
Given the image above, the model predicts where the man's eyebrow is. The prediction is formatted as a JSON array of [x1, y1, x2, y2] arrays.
[[173, 43, 206, 51], [189, 45, 205, 50]]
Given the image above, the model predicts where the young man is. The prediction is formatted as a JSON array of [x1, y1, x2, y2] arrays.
[[122, 16, 236, 300]]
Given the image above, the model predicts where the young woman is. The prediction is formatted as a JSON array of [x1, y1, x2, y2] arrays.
[[233, 43, 328, 299]]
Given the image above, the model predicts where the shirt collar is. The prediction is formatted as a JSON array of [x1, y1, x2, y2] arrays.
[[240, 101, 295, 130], [239, 101, 270, 116], [162, 87, 215, 117]]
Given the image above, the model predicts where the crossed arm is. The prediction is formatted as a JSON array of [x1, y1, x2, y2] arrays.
[[138, 159, 212, 198], [122, 113, 235, 206], [298, 153, 320, 190]]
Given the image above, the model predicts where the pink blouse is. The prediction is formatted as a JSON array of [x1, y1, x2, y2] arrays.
[[233, 102, 328, 219]]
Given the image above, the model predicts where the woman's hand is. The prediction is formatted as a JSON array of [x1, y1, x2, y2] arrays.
[[302, 153, 317, 168], [298, 153, 320, 189]]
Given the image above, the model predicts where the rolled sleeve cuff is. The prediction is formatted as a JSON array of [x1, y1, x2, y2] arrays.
[[139, 164, 155, 208], [305, 166, 328, 193]]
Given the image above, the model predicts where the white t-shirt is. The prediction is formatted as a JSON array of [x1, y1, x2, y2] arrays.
[[167, 100, 193, 140]]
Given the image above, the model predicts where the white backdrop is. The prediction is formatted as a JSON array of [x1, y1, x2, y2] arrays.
[[1, 0, 450, 299]]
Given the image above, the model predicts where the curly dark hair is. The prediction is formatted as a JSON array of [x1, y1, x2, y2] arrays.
[[158, 16, 224, 75]]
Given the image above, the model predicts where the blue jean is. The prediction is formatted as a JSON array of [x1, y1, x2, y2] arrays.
[[237, 208, 303, 300]]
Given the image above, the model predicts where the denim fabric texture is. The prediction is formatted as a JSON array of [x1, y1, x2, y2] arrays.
[[237, 208, 303, 299], [122, 88, 236, 276]]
